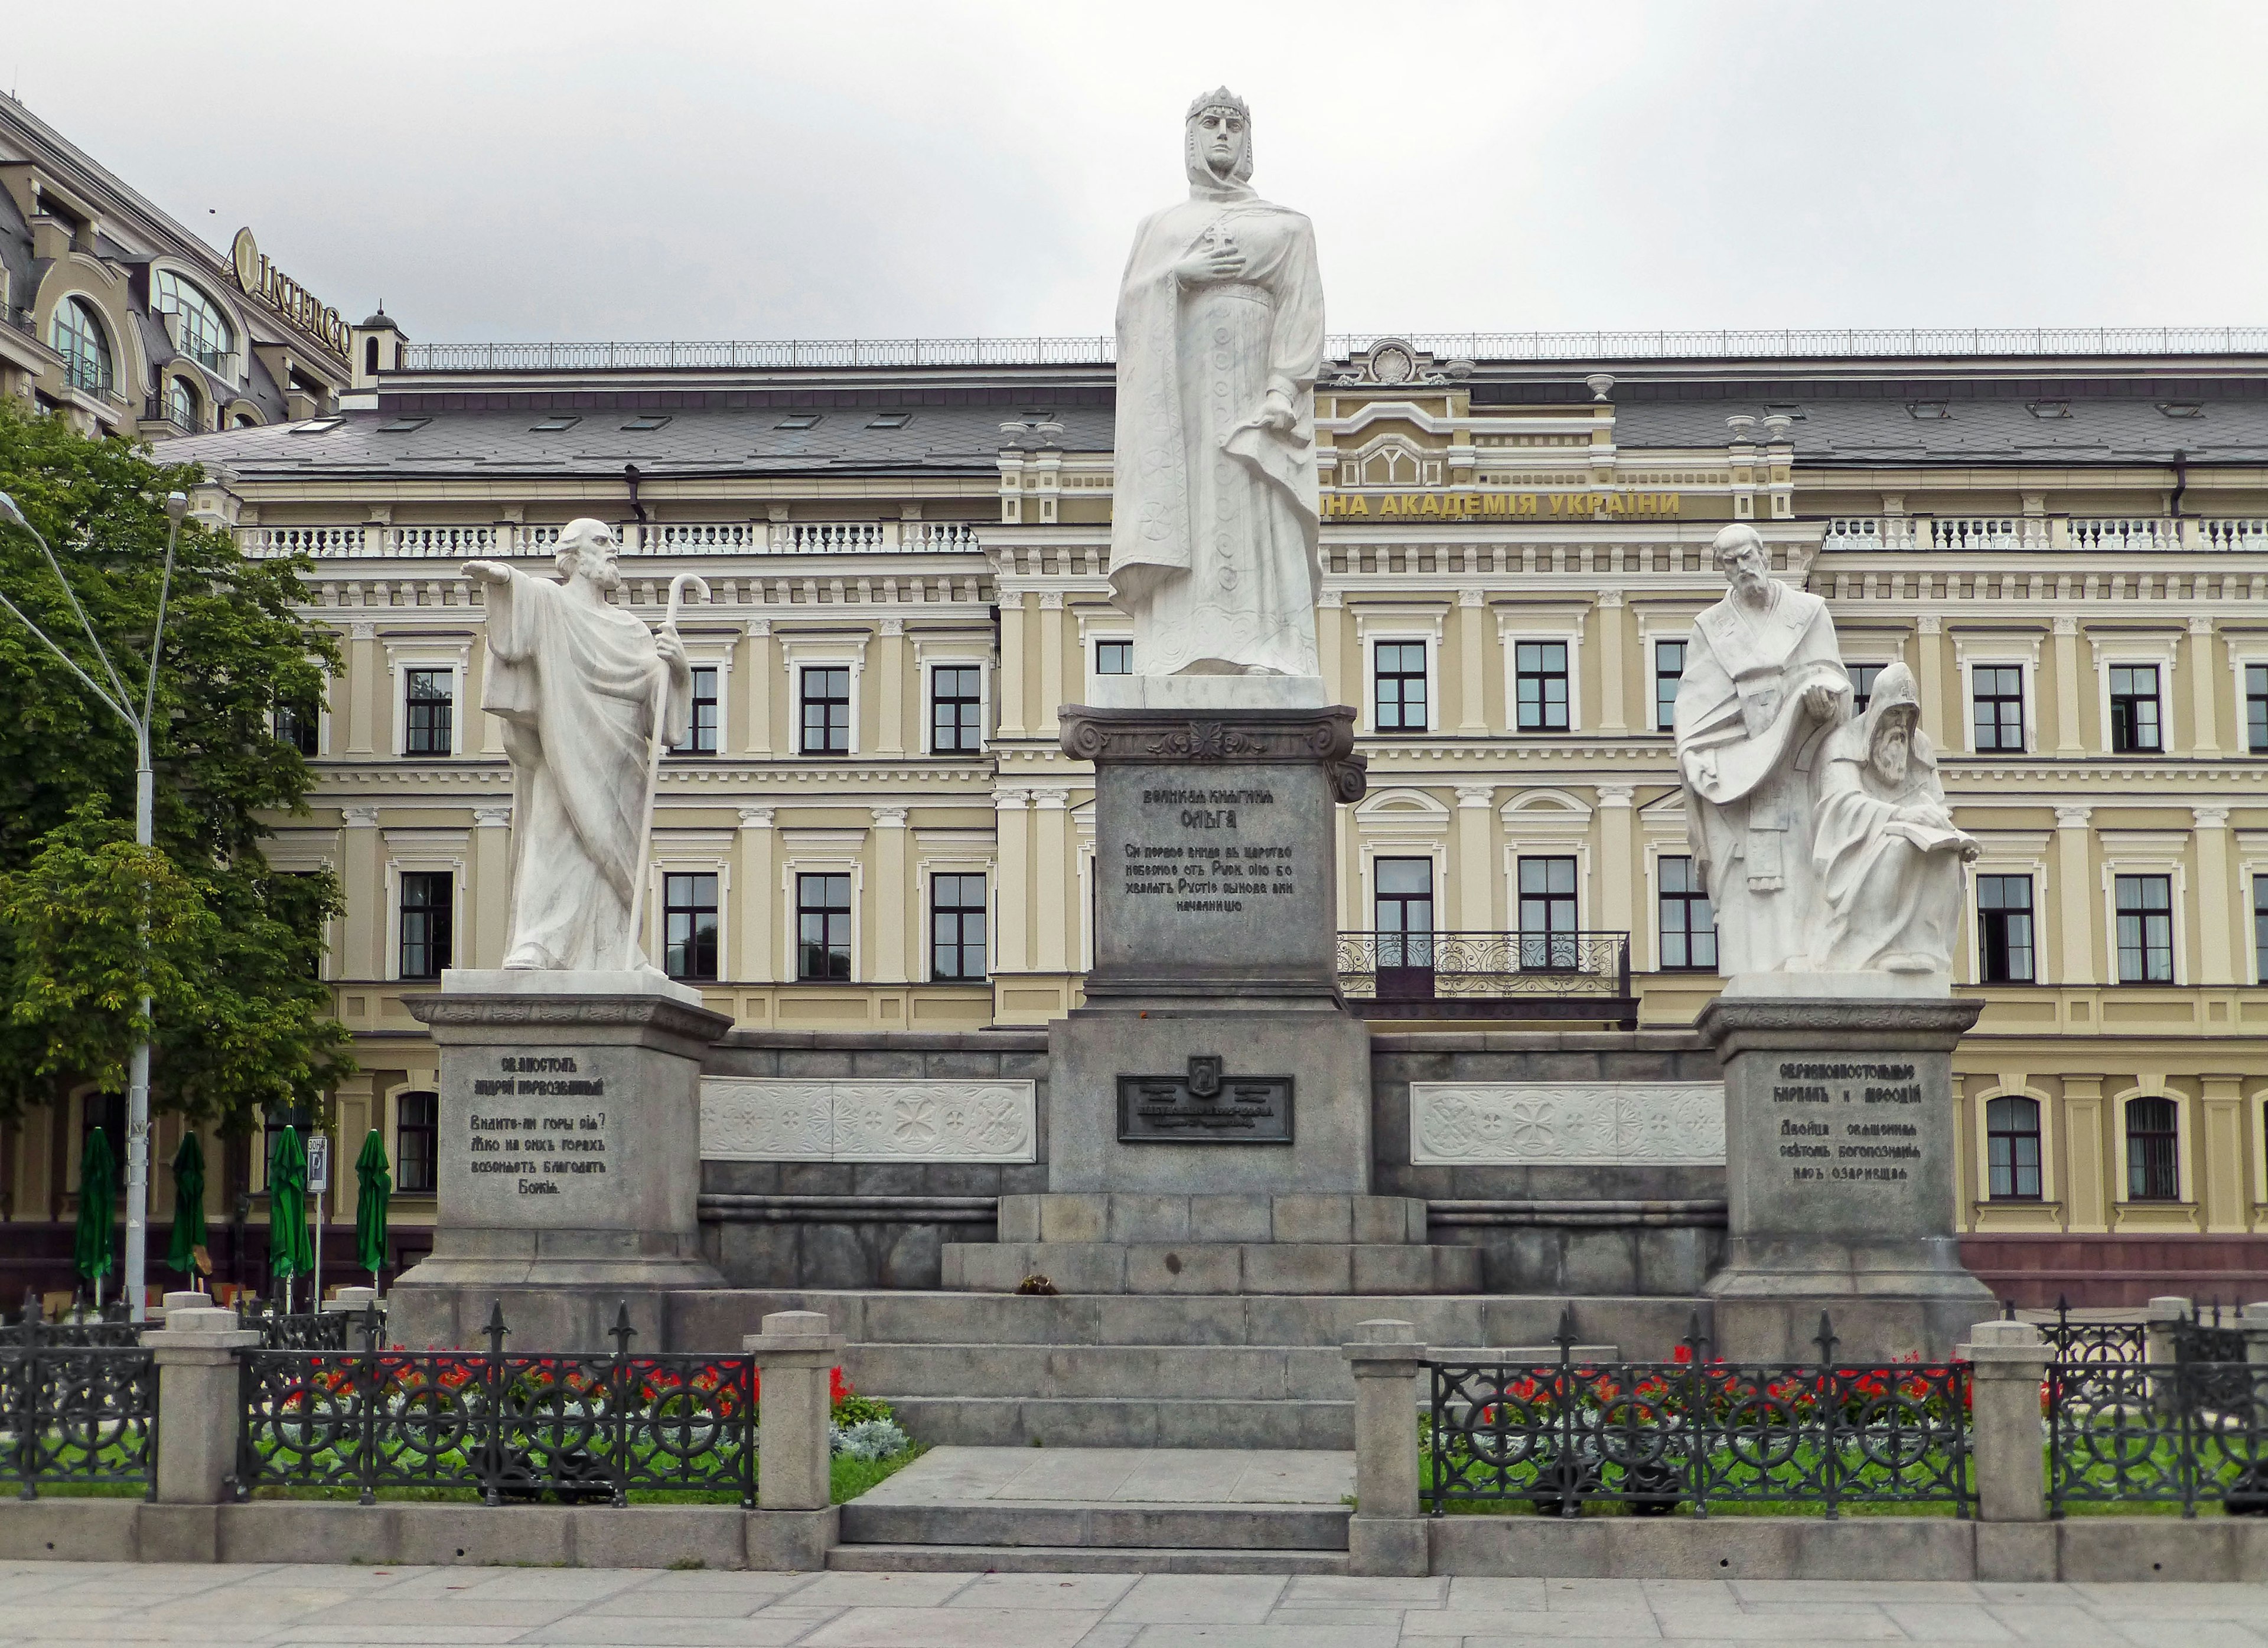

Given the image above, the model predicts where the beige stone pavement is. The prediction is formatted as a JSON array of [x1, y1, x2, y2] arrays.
[[1, 1562, 2261, 1646]]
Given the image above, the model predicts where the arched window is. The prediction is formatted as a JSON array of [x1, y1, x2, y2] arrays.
[[167, 376, 199, 432], [51, 297, 113, 396], [2125, 1095, 2179, 1201], [233, 411, 258, 429], [364, 336, 380, 376], [1985, 1095, 2041, 1200], [152, 270, 233, 371]]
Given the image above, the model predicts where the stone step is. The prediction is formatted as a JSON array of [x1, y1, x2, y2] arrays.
[[826, 1543, 1350, 1575], [673, 1287, 1708, 1354], [842, 1340, 1623, 1402], [882, 1395, 1355, 1448], [839, 1500, 1347, 1551], [996, 1192, 1429, 1245], [942, 1240, 1484, 1295]]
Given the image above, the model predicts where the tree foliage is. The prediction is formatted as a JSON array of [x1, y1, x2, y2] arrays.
[[0, 401, 354, 1129]]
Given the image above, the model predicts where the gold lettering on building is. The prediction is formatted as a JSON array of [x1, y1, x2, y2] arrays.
[[1323, 491, 1679, 520]]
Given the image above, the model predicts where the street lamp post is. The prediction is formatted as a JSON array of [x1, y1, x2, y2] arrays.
[[0, 487, 186, 1323]]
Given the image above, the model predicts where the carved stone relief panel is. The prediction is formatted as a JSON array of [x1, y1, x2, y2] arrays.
[[699, 1078, 1037, 1163], [1408, 1081, 1726, 1167]]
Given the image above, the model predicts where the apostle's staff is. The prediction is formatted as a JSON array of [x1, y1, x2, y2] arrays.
[[623, 572, 710, 970]]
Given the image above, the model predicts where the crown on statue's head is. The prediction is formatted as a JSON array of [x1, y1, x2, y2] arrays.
[[1186, 86, 1250, 121]]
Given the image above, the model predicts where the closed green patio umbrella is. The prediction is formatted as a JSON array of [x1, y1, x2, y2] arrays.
[[167, 1133, 207, 1286], [268, 1125, 314, 1311], [353, 1129, 392, 1295], [74, 1125, 118, 1308]]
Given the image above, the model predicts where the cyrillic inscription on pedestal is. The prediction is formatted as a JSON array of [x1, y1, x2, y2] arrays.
[[1772, 1057, 1925, 1193], [1117, 1055, 1293, 1143], [465, 1054, 613, 1203]]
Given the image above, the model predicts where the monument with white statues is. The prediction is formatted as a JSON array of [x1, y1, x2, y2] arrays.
[[389, 518, 730, 1352], [1678, 522, 1994, 1359]]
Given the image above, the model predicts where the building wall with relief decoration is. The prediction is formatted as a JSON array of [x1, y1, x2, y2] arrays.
[[7, 330, 2268, 1306]]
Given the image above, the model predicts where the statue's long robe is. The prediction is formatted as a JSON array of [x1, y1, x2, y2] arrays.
[[482, 570, 689, 971], [1813, 675, 1964, 972], [1109, 170, 1325, 676], [1672, 582, 1848, 973]]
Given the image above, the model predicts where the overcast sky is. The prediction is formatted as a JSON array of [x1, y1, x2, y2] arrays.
[[14, 2, 2267, 345]]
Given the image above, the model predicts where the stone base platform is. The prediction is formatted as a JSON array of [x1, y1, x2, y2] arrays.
[[944, 1241, 1480, 1294]]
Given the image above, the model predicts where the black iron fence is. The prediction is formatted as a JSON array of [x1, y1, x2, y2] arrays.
[[1423, 1314, 1970, 1519], [2048, 1358, 2268, 1517], [1338, 931, 1633, 1019], [1, 1337, 158, 1498], [2, 1293, 139, 1350], [235, 1298, 361, 1352], [232, 1306, 755, 1507]]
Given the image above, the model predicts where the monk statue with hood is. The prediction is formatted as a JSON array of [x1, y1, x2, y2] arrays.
[[1107, 89, 1327, 680], [463, 519, 692, 973], [1811, 661, 1980, 973]]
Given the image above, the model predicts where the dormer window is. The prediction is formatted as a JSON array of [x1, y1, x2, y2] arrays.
[[152, 270, 233, 372], [1906, 402, 1951, 421], [51, 297, 113, 396], [866, 412, 911, 429], [777, 413, 821, 430], [530, 416, 579, 432], [622, 414, 670, 431]]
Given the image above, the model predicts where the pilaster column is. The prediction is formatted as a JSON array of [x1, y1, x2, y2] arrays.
[[1457, 588, 1486, 733], [2194, 805, 2233, 984], [2054, 805, 2095, 986], [737, 807, 775, 983], [470, 806, 512, 968], [1032, 785, 1070, 974], [869, 807, 908, 983], [1037, 593, 1064, 739], [1596, 590, 1627, 733], [1914, 613, 1947, 746], [997, 594, 1030, 737], [2052, 616, 2084, 754], [2062, 1075, 2108, 1233], [744, 620, 774, 756], [1596, 783, 1634, 947], [340, 805, 382, 980], [1318, 589, 1345, 706], [876, 618, 905, 756], [993, 788, 1031, 973], [2188, 616, 2221, 755], [2199, 1073, 2247, 1232], [1455, 786, 1494, 932], [347, 621, 378, 755]]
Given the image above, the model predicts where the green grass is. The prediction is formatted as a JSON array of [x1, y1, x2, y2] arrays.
[[831, 1442, 927, 1503], [232, 1440, 928, 1506]]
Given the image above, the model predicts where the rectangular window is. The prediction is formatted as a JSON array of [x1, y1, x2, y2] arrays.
[[1373, 857, 1435, 970], [930, 874, 988, 981], [274, 698, 319, 756], [1977, 874, 2036, 983], [403, 668, 452, 756], [1653, 640, 1686, 732], [2248, 664, 2268, 755], [1517, 856, 1578, 970], [800, 667, 850, 756], [398, 871, 452, 980], [396, 1091, 438, 1195], [1986, 1096, 2042, 1200], [930, 665, 984, 755], [1095, 639, 1132, 676], [2109, 664, 2162, 753], [1374, 642, 1428, 733], [796, 872, 852, 981], [682, 667, 719, 755], [1849, 664, 1885, 714], [1657, 856, 1716, 971], [1972, 665, 2025, 753], [2256, 877, 2268, 985], [1515, 641, 1570, 733], [663, 872, 719, 981], [2125, 1096, 2180, 1201], [2115, 873, 2174, 983]]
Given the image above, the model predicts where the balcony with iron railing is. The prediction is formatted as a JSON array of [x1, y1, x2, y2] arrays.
[[1336, 930, 1636, 1027], [237, 519, 982, 560], [1820, 515, 2265, 554]]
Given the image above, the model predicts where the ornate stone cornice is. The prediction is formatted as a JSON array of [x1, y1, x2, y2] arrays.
[[1695, 995, 1982, 1053], [409, 993, 731, 1042], [1060, 704, 1368, 802]]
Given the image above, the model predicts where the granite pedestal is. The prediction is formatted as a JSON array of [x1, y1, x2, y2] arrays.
[[1699, 974, 1994, 1359], [389, 970, 731, 1350]]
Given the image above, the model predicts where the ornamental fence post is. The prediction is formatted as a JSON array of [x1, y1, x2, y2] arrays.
[[1956, 1318, 2051, 1523], [2143, 1295, 2189, 1369], [143, 1290, 261, 1505], [2241, 1301, 2268, 1372], [744, 1310, 842, 1512], [1342, 1317, 1427, 1577]]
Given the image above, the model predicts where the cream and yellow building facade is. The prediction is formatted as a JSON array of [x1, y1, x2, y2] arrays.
[[10, 327, 2268, 1306]]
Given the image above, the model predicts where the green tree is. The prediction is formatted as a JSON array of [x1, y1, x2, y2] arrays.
[[0, 400, 354, 1130]]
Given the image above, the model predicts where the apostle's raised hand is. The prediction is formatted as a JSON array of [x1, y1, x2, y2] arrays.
[[462, 560, 512, 585]]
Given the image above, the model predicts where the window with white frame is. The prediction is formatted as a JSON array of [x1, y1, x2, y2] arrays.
[[1514, 641, 1570, 732], [1374, 641, 1429, 733], [800, 666, 851, 756], [1977, 874, 2036, 982], [274, 690, 320, 756], [1985, 1095, 2043, 1200], [1849, 663, 1886, 713], [1657, 856, 1716, 971], [398, 872, 452, 979], [1970, 665, 2026, 753], [2115, 873, 2175, 982], [2109, 663, 2163, 753], [930, 665, 985, 755], [663, 872, 720, 981], [1094, 639, 1132, 677], [796, 872, 853, 980], [930, 873, 988, 980], [1653, 639, 1686, 732], [680, 667, 720, 756], [2124, 1095, 2180, 1200], [2255, 874, 2268, 984], [2247, 664, 2268, 755], [403, 668, 453, 757], [1517, 856, 1578, 969]]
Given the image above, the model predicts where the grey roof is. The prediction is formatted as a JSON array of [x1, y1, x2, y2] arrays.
[[1613, 393, 2268, 465]]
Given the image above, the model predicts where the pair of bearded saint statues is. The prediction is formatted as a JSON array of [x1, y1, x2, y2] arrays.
[[1675, 524, 1980, 977]]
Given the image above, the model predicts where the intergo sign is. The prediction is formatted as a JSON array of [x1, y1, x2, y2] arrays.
[[229, 227, 350, 355]]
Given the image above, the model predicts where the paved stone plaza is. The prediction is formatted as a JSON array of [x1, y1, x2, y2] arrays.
[[0, 1561, 2258, 1646]]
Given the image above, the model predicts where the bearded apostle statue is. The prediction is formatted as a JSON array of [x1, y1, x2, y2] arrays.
[[1812, 663, 1980, 973], [1673, 524, 1852, 974], [1107, 89, 1327, 679], [462, 520, 692, 973]]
